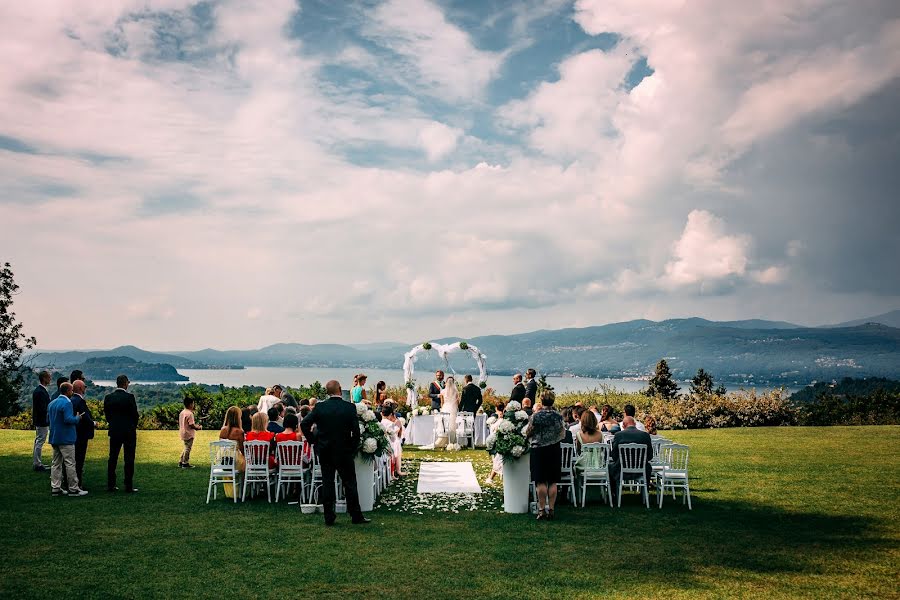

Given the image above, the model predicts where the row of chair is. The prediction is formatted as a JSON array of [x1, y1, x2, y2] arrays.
[[206, 440, 394, 505], [432, 412, 477, 448], [546, 438, 691, 509]]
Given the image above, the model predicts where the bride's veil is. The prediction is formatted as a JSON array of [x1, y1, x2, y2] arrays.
[[444, 376, 458, 402]]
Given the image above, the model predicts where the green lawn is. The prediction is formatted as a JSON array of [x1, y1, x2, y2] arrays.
[[0, 427, 898, 599]]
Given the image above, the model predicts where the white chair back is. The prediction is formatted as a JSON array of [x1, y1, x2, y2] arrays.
[[663, 443, 689, 472], [560, 443, 576, 472], [618, 443, 648, 476], [210, 439, 238, 470], [580, 442, 609, 471], [244, 440, 270, 471], [277, 441, 304, 472]]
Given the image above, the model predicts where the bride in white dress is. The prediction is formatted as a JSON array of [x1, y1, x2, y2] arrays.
[[441, 376, 461, 451]]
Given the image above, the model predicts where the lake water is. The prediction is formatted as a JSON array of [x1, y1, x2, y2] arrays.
[[160, 366, 797, 394], [169, 367, 650, 393]]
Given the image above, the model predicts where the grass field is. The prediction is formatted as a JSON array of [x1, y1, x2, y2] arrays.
[[1, 427, 898, 599]]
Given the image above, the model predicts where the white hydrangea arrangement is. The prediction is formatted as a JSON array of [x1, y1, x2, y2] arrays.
[[485, 401, 531, 462], [356, 402, 391, 461]]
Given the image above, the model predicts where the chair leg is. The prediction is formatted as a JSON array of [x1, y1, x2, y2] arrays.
[[617, 480, 623, 508], [642, 477, 649, 509], [686, 484, 692, 510], [206, 478, 213, 504]]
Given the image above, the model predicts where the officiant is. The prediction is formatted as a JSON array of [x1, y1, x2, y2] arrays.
[[428, 370, 445, 411]]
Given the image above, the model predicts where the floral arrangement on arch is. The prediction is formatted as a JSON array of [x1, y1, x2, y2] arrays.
[[485, 400, 531, 461], [356, 402, 393, 461]]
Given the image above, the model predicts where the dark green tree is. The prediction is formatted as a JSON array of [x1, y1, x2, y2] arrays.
[[690, 368, 714, 395], [646, 359, 680, 399], [0, 263, 37, 416], [537, 373, 554, 396]]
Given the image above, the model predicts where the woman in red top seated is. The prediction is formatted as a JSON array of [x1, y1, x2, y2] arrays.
[[275, 413, 305, 468], [245, 411, 276, 468]]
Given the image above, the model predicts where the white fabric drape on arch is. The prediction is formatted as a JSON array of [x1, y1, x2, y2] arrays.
[[403, 342, 487, 409]]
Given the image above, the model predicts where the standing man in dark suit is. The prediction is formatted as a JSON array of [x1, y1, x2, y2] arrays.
[[524, 368, 538, 403], [32, 370, 52, 472], [51, 376, 68, 400], [609, 416, 653, 504], [509, 373, 526, 404], [428, 370, 445, 411], [300, 380, 369, 526], [71, 379, 95, 490], [459, 375, 483, 414], [104, 374, 139, 493]]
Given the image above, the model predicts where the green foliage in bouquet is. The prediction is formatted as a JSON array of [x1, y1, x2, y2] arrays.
[[356, 404, 392, 461], [458, 341, 469, 350], [485, 401, 531, 462]]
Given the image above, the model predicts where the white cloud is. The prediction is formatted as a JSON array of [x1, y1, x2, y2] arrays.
[[418, 121, 462, 161], [499, 47, 634, 159], [365, 0, 505, 101], [663, 210, 751, 288]]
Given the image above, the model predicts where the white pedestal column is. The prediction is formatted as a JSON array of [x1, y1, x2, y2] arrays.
[[354, 455, 376, 512], [502, 455, 530, 513]]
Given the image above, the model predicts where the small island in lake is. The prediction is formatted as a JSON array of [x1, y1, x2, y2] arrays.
[[72, 356, 189, 382]]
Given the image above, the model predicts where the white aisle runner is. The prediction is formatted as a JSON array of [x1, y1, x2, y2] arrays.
[[416, 462, 483, 494]]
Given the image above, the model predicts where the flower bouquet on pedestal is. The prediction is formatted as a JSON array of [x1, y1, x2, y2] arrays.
[[485, 401, 531, 513]]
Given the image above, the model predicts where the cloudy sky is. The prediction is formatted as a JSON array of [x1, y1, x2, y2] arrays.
[[2, 0, 899, 351]]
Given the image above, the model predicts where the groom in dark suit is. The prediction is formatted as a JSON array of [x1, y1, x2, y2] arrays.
[[459, 375, 482, 414], [301, 380, 369, 526], [104, 374, 139, 493]]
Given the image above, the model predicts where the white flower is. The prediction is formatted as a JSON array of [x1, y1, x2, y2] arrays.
[[398, 417, 406, 426], [362, 438, 377, 453], [511, 445, 524, 457], [355, 403, 367, 415], [498, 420, 515, 433], [507, 401, 521, 411], [363, 410, 376, 422], [486, 415, 497, 426], [432, 409, 439, 415], [486, 433, 497, 448], [521, 425, 529, 435], [514, 410, 528, 421], [359, 423, 364, 434]]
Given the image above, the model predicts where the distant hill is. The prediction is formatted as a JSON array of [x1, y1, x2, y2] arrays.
[[34, 315, 900, 387], [71, 356, 188, 382], [28, 345, 240, 369], [828, 310, 900, 329]]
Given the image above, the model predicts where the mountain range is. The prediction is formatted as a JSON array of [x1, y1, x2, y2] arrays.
[[28, 312, 900, 386]]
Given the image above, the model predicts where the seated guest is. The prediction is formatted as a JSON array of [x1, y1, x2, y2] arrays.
[[573, 410, 604, 452], [246, 411, 276, 469], [569, 405, 586, 438], [599, 404, 620, 434], [525, 391, 565, 520], [609, 416, 653, 504], [522, 398, 534, 416], [275, 413, 300, 443], [644, 415, 658, 435], [266, 407, 285, 434], [380, 402, 406, 476], [219, 406, 246, 477], [240, 406, 256, 435], [299, 398, 310, 407], [285, 406, 298, 415], [299, 405, 311, 419], [621, 403, 646, 431], [494, 401, 505, 417]]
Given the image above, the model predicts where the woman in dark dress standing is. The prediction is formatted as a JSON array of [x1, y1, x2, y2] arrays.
[[526, 390, 565, 520]]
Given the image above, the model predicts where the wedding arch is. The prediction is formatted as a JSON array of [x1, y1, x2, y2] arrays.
[[403, 341, 487, 408]]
